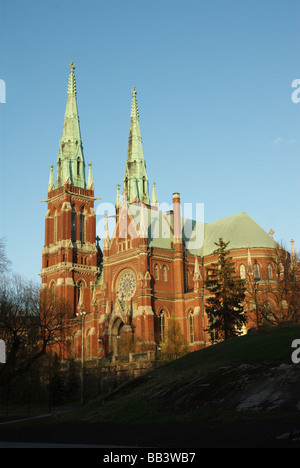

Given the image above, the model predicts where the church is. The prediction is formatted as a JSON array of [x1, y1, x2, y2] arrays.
[[40, 62, 287, 360]]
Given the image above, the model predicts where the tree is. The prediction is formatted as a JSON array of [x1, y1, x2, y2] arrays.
[[0, 238, 11, 274], [262, 243, 300, 324], [49, 353, 65, 405], [205, 238, 246, 342], [0, 275, 71, 388], [161, 315, 188, 360]]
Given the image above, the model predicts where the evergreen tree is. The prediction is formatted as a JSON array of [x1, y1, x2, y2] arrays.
[[205, 238, 246, 342]]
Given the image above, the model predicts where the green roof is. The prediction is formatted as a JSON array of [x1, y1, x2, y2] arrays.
[[129, 206, 276, 256], [185, 212, 277, 256]]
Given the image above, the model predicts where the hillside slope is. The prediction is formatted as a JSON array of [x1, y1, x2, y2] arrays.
[[73, 326, 300, 424], [1, 326, 300, 448]]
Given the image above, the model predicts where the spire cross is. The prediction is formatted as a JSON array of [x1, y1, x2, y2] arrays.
[[69, 61, 75, 72], [132, 87, 137, 97]]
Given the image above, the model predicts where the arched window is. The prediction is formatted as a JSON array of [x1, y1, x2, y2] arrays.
[[54, 210, 58, 244], [71, 205, 76, 242], [74, 331, 81, 359], [154, 264, 159, 280], [57, 158, 62, 182], [50, 281, 56, 304], [239, 264, 246, 280], [189, 311, 194, 343], [80, 207, 85, 244], [159, 310, 166, 342], [254, 263, 260, 281], [87, 329, 94, 359], [162, 265, 167, 282], [267, 264, 273, 280], [207, 269, 213, 281]]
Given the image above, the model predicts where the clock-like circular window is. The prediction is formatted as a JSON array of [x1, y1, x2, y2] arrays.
[[117, 270, 136, 301]]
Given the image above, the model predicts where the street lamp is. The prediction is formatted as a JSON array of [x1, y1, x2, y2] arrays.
[[76, 311, 86, 405], [254, 260, 260, 330], [156, 345, 161, 361]]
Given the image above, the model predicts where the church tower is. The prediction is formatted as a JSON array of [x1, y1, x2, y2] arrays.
[[40, 62, 99, 317], [123, 87, 150, 205]]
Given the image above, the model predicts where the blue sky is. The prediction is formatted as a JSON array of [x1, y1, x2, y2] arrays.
[[0, 0, 299, 282]]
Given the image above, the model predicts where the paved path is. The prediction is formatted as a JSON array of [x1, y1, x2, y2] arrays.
[[0, 441, 139, 448]]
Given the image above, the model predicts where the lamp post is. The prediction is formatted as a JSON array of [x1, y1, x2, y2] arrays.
[[156, 344, 161, 361], [76, 311, 86, 405], [201, 257, 206, 347], [254, 259, 260, 330]]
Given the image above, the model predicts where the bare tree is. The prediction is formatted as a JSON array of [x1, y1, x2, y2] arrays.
[[0, 238, 11, 274], [262, 243, 300, 324], [0, 275, 71, 388], [161, 315, 188, 360]]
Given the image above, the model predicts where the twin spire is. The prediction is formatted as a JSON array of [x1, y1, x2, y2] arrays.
[[48, 61, 92, 191], [122, 87, 149, 205], [120, 87, 157, 207], [48, 63, 157, 207]]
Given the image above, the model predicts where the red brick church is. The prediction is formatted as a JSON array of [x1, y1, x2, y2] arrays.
[[40, 63, 297, 360]]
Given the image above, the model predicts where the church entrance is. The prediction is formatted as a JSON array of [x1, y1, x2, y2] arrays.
[[111, 317, 124, 356]]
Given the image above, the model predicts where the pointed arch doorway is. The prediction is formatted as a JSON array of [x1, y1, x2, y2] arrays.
[[111, 317, 124, 356]]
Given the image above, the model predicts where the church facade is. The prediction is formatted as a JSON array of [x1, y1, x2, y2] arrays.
[[40, 63, 294, 360]]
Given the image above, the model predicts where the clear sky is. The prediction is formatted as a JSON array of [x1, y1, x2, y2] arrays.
[[0, 0, 299, 282]]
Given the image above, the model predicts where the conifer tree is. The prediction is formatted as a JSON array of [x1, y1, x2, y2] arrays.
[[205, 238, 246, 342]]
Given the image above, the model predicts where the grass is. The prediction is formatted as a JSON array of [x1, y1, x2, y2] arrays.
[[60, 325, 300, 425]]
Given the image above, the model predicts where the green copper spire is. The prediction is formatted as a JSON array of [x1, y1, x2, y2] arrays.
[[151, 181, 158, 207], [123, 87, 150, 205], [56, 62, 86, 189], [48, 165, 55, 192], [116, 183, 121, 208], [87, 163, 94, 189]]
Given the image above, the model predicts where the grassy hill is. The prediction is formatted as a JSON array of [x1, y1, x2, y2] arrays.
[[65, 325, 300, 425]]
